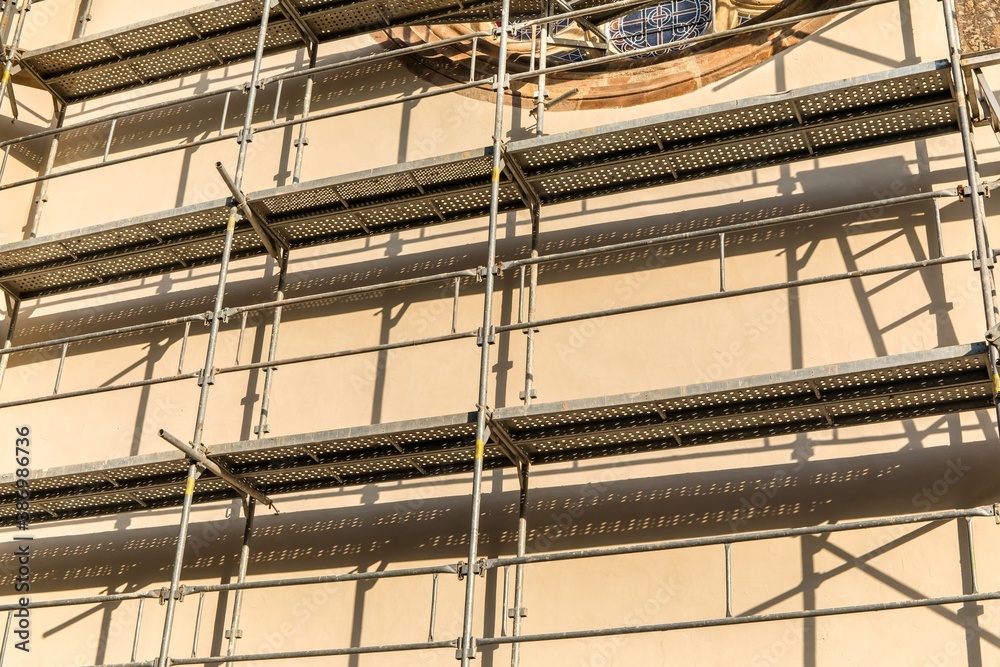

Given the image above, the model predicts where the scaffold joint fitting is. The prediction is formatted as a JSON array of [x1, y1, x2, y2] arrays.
[[476, 326, 496, 347], [972, 250, 995, 270]]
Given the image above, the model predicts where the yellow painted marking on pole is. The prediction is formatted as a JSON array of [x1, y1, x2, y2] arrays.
[[992, 372, 1000, 396], [492, 167, 501, 182], [227, 213, 237, 229], [475, 439, 485, 459], [185, 476, 196, 495], [1, 70, 9, 84]]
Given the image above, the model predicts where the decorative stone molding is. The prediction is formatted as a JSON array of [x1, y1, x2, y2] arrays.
[[955, 0, 1000, 54], [376, 0, 857, 110]]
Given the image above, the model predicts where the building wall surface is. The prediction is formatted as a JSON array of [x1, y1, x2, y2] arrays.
[[0, 0, 999, 665]]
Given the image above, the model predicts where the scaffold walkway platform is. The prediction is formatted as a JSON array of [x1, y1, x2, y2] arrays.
[[0, 342, 990, 526], [17, 0, 631, 102], [0, 60, 958, 299]]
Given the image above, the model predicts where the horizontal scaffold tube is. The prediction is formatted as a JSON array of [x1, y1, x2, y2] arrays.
[[495, 254, 974, 334], [170, 640, 458, 664], [224, 268, 481, 317], [499, 187, 961, 272], [509, 0, 899, 80], [479, 590, 1000, 646], [0, 312, 207, 357], [185, 563, 459, 594], [0, 589, 161, 613], [485, 506, 995, 568]]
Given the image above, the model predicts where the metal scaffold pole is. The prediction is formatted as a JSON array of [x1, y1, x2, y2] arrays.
[[460, 0, 511, 662], [0, 0, 29, 114], [940, 0, 1000, 428], [0, 293, 20, 393], [74, 0, 94, 39], [225, 498, 257, 666], [534, 0, 550, 136], [27, 102, 66, 239], [522, 207, 540, 406], [510, 465, 530, 667], [157, 463, 201, 667], [256, 253, 289, 439], [191, 0, 273, 448], [158, 2, 275, 665], [292, 44, 317, 184]]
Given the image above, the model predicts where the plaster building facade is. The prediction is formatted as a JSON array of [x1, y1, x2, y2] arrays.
[[0, 0, 997, 665]]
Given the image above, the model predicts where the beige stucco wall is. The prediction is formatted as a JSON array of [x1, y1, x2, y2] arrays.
[[0, 0, 999, 665]]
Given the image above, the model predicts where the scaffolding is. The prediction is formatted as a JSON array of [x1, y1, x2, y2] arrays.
[[0, 0, 998, 664]]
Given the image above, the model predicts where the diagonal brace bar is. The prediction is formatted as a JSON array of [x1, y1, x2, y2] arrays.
[[216, 161, 285, 258], [159, 429, 277, 512]]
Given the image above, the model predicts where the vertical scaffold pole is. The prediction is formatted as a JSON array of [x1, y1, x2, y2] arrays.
[[522, 207, 540, 407], [535, 0, 550, 136], [225, 498, 257, 666], [0, 0, 30, 114], [292, 44, 317, 184], [460, 0, 511, 662], [157, 463, 200, 667], [191, 0, 273, 448], [74, 0, 93, 39], [510, 465, 529, 667], [256, 253, 289, 439], [27, 102, 67, 239], [159, 3, 274, 665], [940, 0, 1000, 428], [0, 293, 20, 394], [0, 1, 16, 45]]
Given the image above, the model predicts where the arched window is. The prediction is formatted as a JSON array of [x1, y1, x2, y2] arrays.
[[608, 0, 714, 56]]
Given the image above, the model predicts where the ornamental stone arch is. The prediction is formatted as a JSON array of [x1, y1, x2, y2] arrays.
[[376, 0, 858, 109]]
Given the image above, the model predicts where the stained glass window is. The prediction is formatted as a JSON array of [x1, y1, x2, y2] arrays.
[[507, 0, 715, 63], [607, 0, 714, 56]]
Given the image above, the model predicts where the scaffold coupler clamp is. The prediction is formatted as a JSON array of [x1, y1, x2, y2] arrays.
[[455, 639, 477, 660], [157, 585, 188, 604], [972, 248, 995, 270], [477, 326, 496, 346], [507, 606, 527, 619], [197, 366, 216, 387], [457, 558, 486, 580]]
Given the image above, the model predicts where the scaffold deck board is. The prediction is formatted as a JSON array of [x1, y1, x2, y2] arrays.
[[18, 0, 644, 102], [0, 343, 990, 526], [0, 62, 959, 299], [18, 0, 553, 102]]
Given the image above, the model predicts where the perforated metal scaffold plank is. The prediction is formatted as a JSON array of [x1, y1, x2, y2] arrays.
[[0, 201, 265, 297], [0, 343, 990, 526], [19, 0, 308, 102], [17, 0, 552, 102], [505, 60, 958, 203], [0, 61, 960, 298], [492, 343, 994, 463], [17, 0, 649, 102]]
